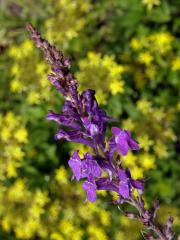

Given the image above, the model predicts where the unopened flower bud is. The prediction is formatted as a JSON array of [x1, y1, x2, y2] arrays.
[[125, 212, 136, 219], [143, 210, 152, 221], [153, 199, 160, 210], [167, 216, 174, 227]]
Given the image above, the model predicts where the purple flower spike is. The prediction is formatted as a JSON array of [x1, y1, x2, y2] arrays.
[[111, 127, 139, 156], [27, 24, 175, 239], [68, 151, 82, 180], [82, 180, 97, 202]]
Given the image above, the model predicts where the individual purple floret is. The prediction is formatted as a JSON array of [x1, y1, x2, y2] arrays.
[[68, 151, 82, 181], [118, 168, 143, 198], [27, 24, 176, 240], [111, 127, 140, 156], [82, 178, 97, 202]]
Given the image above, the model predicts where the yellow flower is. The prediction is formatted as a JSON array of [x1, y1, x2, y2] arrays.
[[138, 52, 154, 66], [12, 146, 24, 160], [111, 191, 119, 201], [10, 79, 23, 92], [55, 166, 68, 184], [140, 154, 155, 170], [21, 40, 33, 54], [15, 128, 28, 143], [122, 119, 135, 131], [29, 204, 44, 218], [4, 112, 17, 128], [99, 210, 110, 226], [96, 90, 108, 105], [172, 56, 180, 71], [76, 52, 124, 104], [8, 179, 26, 200], [1, 217, 11, 232], [87, 225, 108, 240], [40, 77, 50, 88], [27, 91, 40, 104], [109, 80, 124, 95], [142, 0, 160, 10], [97, 190, 107, 196], [9, 46, 21, 59], [59, 220, 74, 236], [34, 190, 49, 206], [71, 229, 84, 240], [6, 162, 18, 178], [138, 134, 154, 151], [122, 152, 137, 167], [1, 127, 11, 142], [145, 64, 157, 79], [50, 232, 64, 240], [49, 201, 61, 220], [131, 166, 143, 179], [11, 64, 20, 75], [137, 99, 152, 114], [153, 108, 165, 121], [120, 215, 130, 226], [36, 63, 47, 75], [149, 32, 173, 54], [130, 38, 141, 50], [154, 141, 168, 158]]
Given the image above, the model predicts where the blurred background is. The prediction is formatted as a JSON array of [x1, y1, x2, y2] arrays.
[[0, 0, 180, 239]]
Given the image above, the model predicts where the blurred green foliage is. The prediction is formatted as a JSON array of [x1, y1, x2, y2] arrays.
[[0, 0, 180, 239]]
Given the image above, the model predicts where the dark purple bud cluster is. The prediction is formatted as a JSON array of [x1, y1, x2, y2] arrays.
[[26, 24, 78, 101], [27, 24, 176, 240]]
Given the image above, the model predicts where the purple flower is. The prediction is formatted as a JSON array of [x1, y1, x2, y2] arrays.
[[68, 151, 102, 183], [55, 129, 93, 147], [83, 117, 99, 136], [111, 127, 139, 156], [68, 151, 82, 180], [47, 111, 82, 130], [96, 177, 118, 192], [81, 153, 102, 179], [118, 168, 144, 198], [119, 169, 131, 198], [82, 179, 97, 202]]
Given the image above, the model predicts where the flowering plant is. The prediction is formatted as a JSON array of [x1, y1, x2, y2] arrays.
[[27, 24, 176, 240]]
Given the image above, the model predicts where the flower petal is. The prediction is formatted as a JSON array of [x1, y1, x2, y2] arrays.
[[117, 141, 129, 156], [82, 180, 97, 202], [131, 179, 144, 191], [68, 151, 82, 180], [119, 181, 130, 198]]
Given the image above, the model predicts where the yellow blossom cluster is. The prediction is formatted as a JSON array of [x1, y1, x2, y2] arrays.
[[9, 40, 51, 105], [0, 178, 50, 239], [122, 100, 176, 178], [171, 56, 180, 71], [76, 52, 125, 104], [129, 32, 176, 88], [45, 0, 91, 49], [0, 112, 28, 179]]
